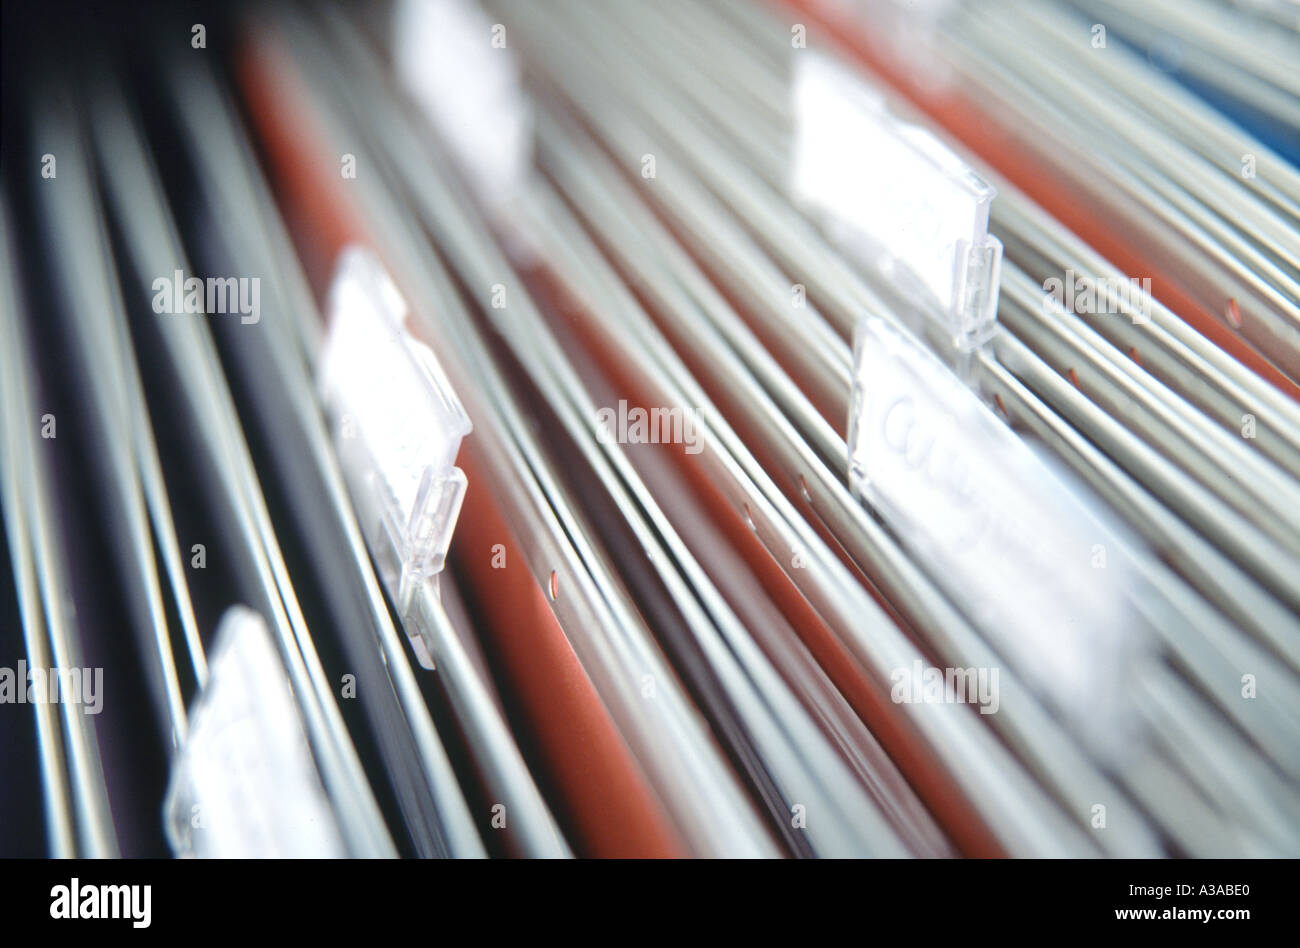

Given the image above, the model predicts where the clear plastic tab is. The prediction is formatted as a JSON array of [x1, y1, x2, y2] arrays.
[[793, 54, 1002, 354], [164, 607, 347, 858], [849, 316, 1143, 734], [319, 247, 471, 632], [394, 0, 532, 211]]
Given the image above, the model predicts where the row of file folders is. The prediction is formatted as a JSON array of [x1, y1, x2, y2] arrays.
[[2, 0, 1299, 858]]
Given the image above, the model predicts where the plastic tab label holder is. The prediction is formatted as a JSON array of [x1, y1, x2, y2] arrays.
[[318, 246, 471, 649], [394, 0, 532, 212], [849, 315, 1145, 738], [793, 53, 1002, 355], [164, 607, 348, 858]]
